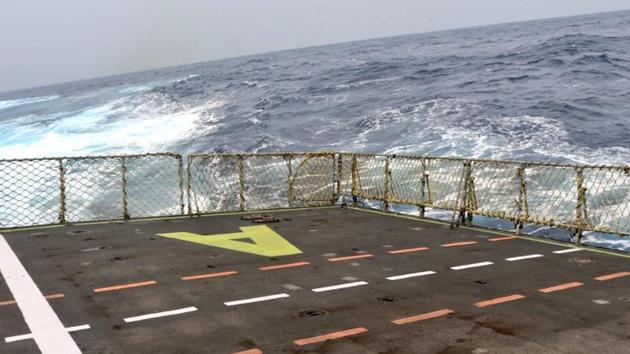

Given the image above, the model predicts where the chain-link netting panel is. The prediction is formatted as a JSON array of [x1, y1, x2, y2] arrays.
[[0, 159, 60, 227], [582, 167, 630, 234], [188, 155, 241, 213], [290, 154, 335, 204], [243, 155, 291, 210], [425, 158, 464, 210], [523, 166, 577, 226], [469, 161, 520, 220], [337, 154, 355, 197], [354, 155, 387, 200], [64, 158, 123, 222], [389, 156, 424, 205], [127, 155, 183, 218]]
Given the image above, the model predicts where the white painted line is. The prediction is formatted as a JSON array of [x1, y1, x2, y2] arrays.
[[450, 261, 494, 270], [506, 254, 544, 261], [0, 234, 82, 353], [5, 325, 91, 343], [312, 281, 369, 293], [387, 271, 436, 281], [124, 306, 198, 323], [553, 248, 583, 254], [224, 293, 290, 306]]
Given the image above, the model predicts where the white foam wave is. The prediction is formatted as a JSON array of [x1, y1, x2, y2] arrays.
[[0, 95, 226, 158], [0, 95, 60, 111], [356, 98, 630, 165]]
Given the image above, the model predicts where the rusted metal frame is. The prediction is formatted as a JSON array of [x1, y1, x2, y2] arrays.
[[57, 159, 67, 224]]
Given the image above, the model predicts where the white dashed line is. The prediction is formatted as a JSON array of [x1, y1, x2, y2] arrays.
[[450, 262, 494, 270], [312, 281, 368, 293], [506, 254, 544, 261], [387, 271, 436, 281], [124, 306, 198, 323], [0, 234, 82, 353], [553, 248, 583, 254], [5, 324, 91, 343], [224, 293, 290, 306]]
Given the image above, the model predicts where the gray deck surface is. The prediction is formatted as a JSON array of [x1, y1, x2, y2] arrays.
[[0, 207, 629, 354]]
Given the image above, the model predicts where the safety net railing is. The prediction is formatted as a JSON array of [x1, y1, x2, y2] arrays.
[[337, 153, 630, 240], [2, 151, 630, 241]]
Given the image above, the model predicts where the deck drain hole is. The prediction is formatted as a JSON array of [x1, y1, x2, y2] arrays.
[[620, 296, 630, 302], [475, 280, 489, 285], [207, 264, 216, 269], [299, 310, 328, 318], [208, 254, 223, 259], [569, 257, 593, 264], [378, 296, 400, 303]]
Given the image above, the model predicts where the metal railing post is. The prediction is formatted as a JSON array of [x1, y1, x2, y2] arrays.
[[335, 154, 342, 204], [419, 158, 427, 218], [177, 155, 184, 215], [237, 155, 245, 211], [451, 160, 471, 228], [574, 167, 587, 245], [515, 165, 528, 235], [351, 154, 358, 207], [58, 159, 67, 224], [121, 157, 130, 220], [284, 154, 294, 207], [186, 156, 193, 215], [384, 156, 391, 212]]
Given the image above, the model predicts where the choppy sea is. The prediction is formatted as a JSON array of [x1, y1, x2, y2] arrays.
[[2, 10, 630, 251]]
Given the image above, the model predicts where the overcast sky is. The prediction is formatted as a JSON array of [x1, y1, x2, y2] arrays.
[[1, 0, 629, 93]]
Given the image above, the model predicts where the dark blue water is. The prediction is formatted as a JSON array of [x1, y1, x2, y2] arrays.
[[1, 10, 630, 250]]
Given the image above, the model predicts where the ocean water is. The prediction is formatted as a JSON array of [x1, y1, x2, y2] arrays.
[[1, 10, 630, 251]]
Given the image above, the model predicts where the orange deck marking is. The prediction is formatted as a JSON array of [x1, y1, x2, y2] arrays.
[[327, 254, 374, 262], [259, 261, 310, 271], [388, 246, 429, 254], [294, 327, 368, 346], [595, 271, 630, 281], [539, 282, 584, 293], [232, 349, 263, 354], [474, 294, 525, 307], [93, 280, 157, 293], [488, 236, 517, 242], [392, 308, 454, 325], [181, 271, 238, 281], [442, 241, 477, 248], [1, 293, 65, 306]]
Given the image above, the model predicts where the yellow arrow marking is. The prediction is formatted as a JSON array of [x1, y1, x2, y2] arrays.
[[156, 225, 302, 257]]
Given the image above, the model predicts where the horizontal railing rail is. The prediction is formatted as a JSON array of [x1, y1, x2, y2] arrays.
[[2, 151, 630, 244]]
